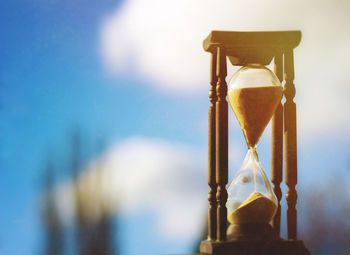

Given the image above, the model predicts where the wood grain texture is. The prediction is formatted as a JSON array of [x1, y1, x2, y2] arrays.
[[271, 52, 283, 235], [207, 52, 217, 241], [283, 48, 298, 240], [215, 47, 228, 242], [203, 31, 301, 66]]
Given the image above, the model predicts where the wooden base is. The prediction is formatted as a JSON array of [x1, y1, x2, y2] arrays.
[[200, 239, 309, 255], [201, 223, 309, 255], [227, 223, 278, 242]]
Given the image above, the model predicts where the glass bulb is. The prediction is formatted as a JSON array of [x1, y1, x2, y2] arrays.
[[226, 63, 282, 226]]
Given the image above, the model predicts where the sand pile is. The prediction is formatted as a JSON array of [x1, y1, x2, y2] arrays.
[[227, 192, 277, 224]]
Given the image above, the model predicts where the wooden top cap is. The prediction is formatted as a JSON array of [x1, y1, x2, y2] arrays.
[[203, 31, 301, 65]]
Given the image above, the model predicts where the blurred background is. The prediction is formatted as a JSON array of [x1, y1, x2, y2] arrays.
[[1, 0, 350, 254]]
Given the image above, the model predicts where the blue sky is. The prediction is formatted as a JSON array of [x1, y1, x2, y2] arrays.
[[1, 0, 350, 254], [1, 1, 208, 254]]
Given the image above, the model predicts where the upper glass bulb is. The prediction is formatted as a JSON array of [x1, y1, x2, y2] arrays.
[[228, 63, 281, 90], [228, 64, 283, 148]]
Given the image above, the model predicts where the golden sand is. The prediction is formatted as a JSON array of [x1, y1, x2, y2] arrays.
[[227, 192, 277, 224], [228, 86, 282, 148]]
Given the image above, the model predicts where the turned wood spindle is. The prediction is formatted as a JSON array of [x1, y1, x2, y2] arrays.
[[207, 52, 218, 241], [271, 52, 284, 235], [283, 48, 298, 240], [215, 47, 228, 242]]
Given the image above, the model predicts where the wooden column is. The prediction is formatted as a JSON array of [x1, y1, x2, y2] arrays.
[[283, 48, 298, 240], [271, 52, 283, 235], [215, 47, 228, 242], [207, 52, 217, 241]]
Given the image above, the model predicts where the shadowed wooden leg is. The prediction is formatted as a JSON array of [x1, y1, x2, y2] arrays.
[[215, 47, 228, 242], [271, 52, 283, 236], [284, 48, 298, 240], [207, 52, 218, 241]]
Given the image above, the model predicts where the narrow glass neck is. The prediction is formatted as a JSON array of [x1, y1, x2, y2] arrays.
[[248, 145, 257, 152], [247, 146, 259, 162]]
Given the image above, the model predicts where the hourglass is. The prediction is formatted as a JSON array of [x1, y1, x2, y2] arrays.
[[226, 64, 281, 228], [200, 31, 309, 255]]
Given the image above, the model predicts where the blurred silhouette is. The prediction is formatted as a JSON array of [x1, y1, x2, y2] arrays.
[[72, 131, 117, 255], [85, 138, 116, 255], [71, 130, 89, 255], [42, 159, 64, 255], [42, 130, 118, 255], [301, 176, 350, 255]]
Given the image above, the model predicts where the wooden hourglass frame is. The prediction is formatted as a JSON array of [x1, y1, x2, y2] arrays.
[[200, 31, 309, 255]]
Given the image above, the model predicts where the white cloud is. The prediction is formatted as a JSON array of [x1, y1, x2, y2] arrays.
[[99, 0, 210, 93], [54, 182, 75, 224], [100, 136, 209, 240], [99, 0, 350, 139], [56, 136, 215, 241]]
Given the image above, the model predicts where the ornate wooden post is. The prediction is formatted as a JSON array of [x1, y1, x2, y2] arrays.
[[271, 52, 284, 235], [215, 47, 228, 242], [284, 48, 298, 240], [207, 52, 218, 241]]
